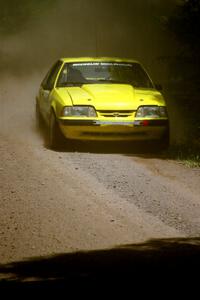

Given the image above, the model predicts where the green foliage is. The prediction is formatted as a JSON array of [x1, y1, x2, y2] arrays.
[[166, 0, 200, 54], [164, 0, 200, 150], [165, 144, 200, 168]]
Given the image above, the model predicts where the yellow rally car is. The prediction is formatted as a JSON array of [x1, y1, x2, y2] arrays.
[[36, 57, 169, 149]]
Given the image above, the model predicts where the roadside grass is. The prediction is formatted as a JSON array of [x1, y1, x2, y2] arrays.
[[164, 144, 200, 168]]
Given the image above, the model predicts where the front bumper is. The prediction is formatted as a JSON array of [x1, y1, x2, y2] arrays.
[[59, 118, 169, 141]]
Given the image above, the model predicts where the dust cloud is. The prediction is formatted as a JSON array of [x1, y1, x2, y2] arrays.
[[0, 0, 178, 80]]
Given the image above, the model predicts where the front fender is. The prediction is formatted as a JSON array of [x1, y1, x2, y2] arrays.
[[51, 100, 58, 116], [50, 88, 72, 118]]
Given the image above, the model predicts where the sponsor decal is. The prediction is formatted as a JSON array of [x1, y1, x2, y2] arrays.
[[72, 62, 133, 67]]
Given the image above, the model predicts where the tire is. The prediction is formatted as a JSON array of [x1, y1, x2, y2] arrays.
[[146, 129, 169, 153], [49, 110, 65, 150], [36, 101, 43, 130], [154, 129, 170, 152], [160, 129, 170, 151]]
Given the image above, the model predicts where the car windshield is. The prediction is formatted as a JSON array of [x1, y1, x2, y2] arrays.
[[57, 62, 154, 88]]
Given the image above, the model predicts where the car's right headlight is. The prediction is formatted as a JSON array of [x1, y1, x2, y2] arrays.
[[61, 106, 97, 117], [135, 106, 168, 118]]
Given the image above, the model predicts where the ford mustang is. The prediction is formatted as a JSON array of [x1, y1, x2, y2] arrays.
[[36, 57, 169, 149]]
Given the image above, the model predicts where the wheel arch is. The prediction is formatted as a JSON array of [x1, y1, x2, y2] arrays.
[[50, 98, 64, 120]]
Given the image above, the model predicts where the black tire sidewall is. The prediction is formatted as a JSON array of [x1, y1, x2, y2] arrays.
[[36, 102, 43, 129], [49, 111, 60, 149]]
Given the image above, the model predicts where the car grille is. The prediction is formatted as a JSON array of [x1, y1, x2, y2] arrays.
[[98, 110, 135, 117]]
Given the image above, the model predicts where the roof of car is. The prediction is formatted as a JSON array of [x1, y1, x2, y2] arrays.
[[60, 57, 139, 63]]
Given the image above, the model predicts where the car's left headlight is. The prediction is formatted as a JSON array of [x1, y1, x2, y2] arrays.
[[135, 106, 168, 118], [62, 106, 97, 117]]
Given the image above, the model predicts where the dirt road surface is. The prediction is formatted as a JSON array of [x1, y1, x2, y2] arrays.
[[0, 74, 200, 266]]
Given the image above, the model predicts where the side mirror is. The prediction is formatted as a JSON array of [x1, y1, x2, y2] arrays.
[[155, 83, 163, 91]]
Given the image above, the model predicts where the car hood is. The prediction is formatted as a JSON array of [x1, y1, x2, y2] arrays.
[[57, 84, 165, 110]]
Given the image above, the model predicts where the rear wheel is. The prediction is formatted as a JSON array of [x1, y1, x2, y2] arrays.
[[49, 111, 65, 150]]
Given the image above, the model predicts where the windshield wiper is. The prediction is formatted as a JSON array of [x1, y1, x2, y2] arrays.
[[58, 82, 88, 87], [94, 79, 128, 84]]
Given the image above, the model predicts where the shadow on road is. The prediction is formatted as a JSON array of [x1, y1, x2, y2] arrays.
[[46, 138, 168, 158], [0, 237, 200, 294]]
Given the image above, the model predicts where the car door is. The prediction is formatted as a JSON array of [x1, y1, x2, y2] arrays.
[[39, 60, 63, 123]]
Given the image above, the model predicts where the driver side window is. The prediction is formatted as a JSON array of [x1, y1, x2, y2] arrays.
[[41, 60, 63, 90]]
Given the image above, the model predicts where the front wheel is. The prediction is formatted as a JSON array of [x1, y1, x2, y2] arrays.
[[36, 101, 43, 130], [49, 111, 65, 150], [153, 130, 170, 152], [159, 129, 170, 151]]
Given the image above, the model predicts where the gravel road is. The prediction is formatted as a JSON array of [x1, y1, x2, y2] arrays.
[[0, 74, 200, 264]]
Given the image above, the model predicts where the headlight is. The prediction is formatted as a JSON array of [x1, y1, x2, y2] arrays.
[[135, 106, 167, 118], [62, 106, 97, 117]]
